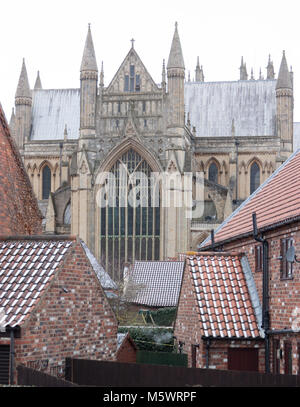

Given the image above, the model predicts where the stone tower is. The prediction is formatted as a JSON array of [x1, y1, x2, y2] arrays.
[[14, 59, 32, 151], [276, 51, 293, 160]]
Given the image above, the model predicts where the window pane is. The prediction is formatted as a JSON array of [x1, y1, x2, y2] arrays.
[[42, 165, 51, 199], [136, 75, 140, 91], [130, 65, 135, 77], [250, 162, 260, 194], [208, 163, 218, 184], [63, 203, 71, 225], [124, 75, 129, 91]]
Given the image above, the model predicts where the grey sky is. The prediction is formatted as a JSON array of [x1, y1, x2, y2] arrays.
[[1, 0, 300, 121]]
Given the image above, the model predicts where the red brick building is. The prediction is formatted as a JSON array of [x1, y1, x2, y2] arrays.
[[200, 149, 300, 375], [0, 236, 118, 384], [0, 104, 42, 235], [116, 332, 137, 363], [174, 252, 264, 371]]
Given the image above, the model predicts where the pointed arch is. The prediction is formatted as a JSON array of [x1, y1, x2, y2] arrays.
[[38, 160, 53, 174], [205, 158, 221, 184], [95, 137, 162, 178], [250, 161, 261, 195], [96, 138, 162, 280]]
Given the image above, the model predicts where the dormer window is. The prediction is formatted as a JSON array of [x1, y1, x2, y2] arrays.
[[124, 65, 141, 92]]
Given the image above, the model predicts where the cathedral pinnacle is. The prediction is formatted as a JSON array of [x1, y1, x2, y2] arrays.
[[34, 71, 42, 90], [266, 54, 275, 79], [80, 24, 98, 72], [167, 22, 185, 70], [15, 59, 32, 99], [276, 50, 292, 90]]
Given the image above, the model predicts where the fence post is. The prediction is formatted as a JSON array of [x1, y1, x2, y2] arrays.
[[65, 358, 72, 382]]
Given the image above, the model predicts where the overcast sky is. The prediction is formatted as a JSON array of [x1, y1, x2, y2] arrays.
[[1, 0, 300, 121]]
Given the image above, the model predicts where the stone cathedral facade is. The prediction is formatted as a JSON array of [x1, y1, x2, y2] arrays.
[[9, 23, 294, 279]]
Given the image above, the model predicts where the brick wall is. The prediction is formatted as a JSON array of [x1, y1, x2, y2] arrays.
[[174, 264, 265, 371], [0, 106, 42, 235], [8, 240, 117, 382], [116, 336, 137, 363], [220, 220, 300, 374]]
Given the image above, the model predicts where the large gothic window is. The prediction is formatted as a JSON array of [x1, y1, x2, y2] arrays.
[[100, 149, 160, 280], [250, 162, 260, 194], [42, 165, 51, 199], [208, 162, 218, 184]]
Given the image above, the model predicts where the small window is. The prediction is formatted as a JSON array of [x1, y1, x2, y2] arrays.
[[142, 101, 146, 113], [118, 102, 121, 113], [124, 75, 129, 92], [130, 65, 135, 77], [42, 165, 51, 200], [280, 238, 293, 279], [255, 245, 263, 272], [208, 162, 218, 184], [144, 119, 147, 128], [135, 75, 140, 92], [250, 162, 260, 194]]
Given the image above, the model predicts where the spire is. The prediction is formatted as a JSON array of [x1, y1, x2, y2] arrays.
[[276, 51, 292, 90], [195, 57, 204, 82], [80, 24, 98, 72], [15, 58, 32, 99], [9, 108, 15, 128], [100, 61, 104, 88], [266, 54, 275, 79], [239, 57, 248, 80], [250, 68, 254, 80], [167, 22, 185, 70], [34, 70, 42, 90]]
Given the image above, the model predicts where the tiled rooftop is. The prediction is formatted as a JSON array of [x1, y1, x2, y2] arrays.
[[187, 253, 261, 339], [128, 261, 185, 307], [0, 236, 115, 329], [201, 149, 300, 247]]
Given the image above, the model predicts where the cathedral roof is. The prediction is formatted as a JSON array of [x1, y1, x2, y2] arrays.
[[185, 79, 277, 138], [30, 89, 80, 140]]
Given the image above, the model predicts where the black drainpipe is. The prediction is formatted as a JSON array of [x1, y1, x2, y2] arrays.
[[252, 212, 270, 373], [9, 327, 15, 385]]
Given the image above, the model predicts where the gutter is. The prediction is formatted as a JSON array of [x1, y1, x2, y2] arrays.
[[199, 215, 300, 251]]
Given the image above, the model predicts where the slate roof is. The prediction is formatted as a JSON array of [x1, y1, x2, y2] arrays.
[[0, 236, 115, 329], [185, 80, 276, 138], [30, 89, 80, 141], [186, 253, 261, 339], [200, 149, 300, 248], [128, 261, 185, 307]]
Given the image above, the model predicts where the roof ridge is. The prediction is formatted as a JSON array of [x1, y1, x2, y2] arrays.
[[0, 235, 77, 242]]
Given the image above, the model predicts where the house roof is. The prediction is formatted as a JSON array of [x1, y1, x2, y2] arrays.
[[128, 261, 185, 307], [0, 236, 115, 329], [201, 149, 300, 248], [186, 253, 261, 339]]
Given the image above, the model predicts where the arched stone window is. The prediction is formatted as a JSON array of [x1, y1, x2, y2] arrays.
[[42, 165, 51, 199], [208, 162, 218, 184], [99, 148, 160, 279], [63, 202, 71, 225], [250, 162, 260, 194]]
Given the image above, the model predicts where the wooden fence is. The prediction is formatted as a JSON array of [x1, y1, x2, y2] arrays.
[[17, 365, 79, 387], [65, 358, 300, 387]]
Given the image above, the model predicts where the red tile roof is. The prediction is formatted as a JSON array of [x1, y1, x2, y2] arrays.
[[0, 236, 115, 329], [201, 150, 300, 247], [187, 253, 261, 338]]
